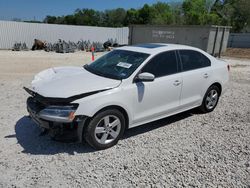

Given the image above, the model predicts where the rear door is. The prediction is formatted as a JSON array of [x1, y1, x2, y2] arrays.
[[131, 51, 182, 124], [178, 50, 212, 108]]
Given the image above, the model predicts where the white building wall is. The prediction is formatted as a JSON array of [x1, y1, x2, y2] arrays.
[[0, 21, 129, 49]]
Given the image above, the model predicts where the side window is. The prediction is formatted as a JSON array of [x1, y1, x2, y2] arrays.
[[141, 51, 178, 78], [179, 50, 211, 71]]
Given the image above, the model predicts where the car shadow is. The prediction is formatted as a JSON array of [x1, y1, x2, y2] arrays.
[[10, 109, 199, 155], [12, 116, 95, 155], [123, 109, 196, 139]]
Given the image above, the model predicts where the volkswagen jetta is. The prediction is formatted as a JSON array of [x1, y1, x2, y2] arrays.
[[25, 43, 229, 150]]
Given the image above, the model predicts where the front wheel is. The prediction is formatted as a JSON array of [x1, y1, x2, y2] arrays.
[[199, 85, 220, 113], [84, 109, 125, 150]]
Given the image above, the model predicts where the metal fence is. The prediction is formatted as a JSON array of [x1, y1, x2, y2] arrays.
[[228, 33, 250, 48], [0, 21, 129, 49]]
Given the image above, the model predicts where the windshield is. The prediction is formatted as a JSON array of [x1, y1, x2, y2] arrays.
[[84, 50, 150, 80]]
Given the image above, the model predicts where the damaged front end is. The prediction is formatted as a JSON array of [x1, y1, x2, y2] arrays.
[[24, 87, 88, 142]]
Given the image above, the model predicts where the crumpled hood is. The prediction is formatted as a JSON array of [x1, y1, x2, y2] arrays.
[[31, 66, 121, 98]]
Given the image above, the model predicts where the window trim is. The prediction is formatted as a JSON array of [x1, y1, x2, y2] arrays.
[[177, 49, 211, 72], [133, 50, 180, 82]]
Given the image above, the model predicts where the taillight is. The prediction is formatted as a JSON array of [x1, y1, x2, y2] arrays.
[[227, 64, 230, 71]]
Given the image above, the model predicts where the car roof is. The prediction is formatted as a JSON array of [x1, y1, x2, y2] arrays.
[[117, 43, 204, 55]]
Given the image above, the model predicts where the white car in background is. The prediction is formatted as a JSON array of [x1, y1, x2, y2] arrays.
[[25, 43, 229, 150]]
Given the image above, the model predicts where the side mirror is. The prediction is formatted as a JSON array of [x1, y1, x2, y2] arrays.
[[135, 72, 155, 82]]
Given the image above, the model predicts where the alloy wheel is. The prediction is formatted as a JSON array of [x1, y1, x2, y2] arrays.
[[205, 89, 218, 110], [94, 115, 121, 144]]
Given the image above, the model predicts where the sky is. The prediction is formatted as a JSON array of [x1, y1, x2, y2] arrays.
[[0, 0, 181, 22]]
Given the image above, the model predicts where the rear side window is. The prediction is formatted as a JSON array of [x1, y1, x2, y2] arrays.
[[179, 50, 211, 71], [141, 51, 178, 78]]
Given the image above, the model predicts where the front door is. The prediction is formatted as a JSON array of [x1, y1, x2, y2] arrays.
[[131, 51, 182, 125]]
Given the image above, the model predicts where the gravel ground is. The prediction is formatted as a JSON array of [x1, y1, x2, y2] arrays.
[[0, 51, 249, 187]]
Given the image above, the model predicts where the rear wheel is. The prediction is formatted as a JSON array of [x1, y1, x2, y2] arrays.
[[199, 85, 220, 113], [84, 109, 125, 150]]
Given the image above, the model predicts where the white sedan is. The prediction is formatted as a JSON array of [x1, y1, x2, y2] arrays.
[[25, 43, 229, 150]]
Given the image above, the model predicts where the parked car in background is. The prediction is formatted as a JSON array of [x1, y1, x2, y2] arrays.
[[24, 43, 229, 150]]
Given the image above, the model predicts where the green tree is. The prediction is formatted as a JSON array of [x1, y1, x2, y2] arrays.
[[138, 4, 154, 24], [182, 0, 207, 25], [44, 16, 57, 24], [172, 5, 184, 25], [124, 8, 140, 25], [213, 0, 250, 31], [151, 2, 174, 24], [74, 9, 99, 26], [54, 16, 65, 24], [41, 0, 250, 31], [182, 0, 221, 25], [64, 15, 76, 25], [104, 8, 127, 27]]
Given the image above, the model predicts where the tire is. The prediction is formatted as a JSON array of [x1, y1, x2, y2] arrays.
[[84, 109, 125, 150], [199, 85, 220, 113]]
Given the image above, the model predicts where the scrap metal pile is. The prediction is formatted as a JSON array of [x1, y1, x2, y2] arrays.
[[12, 38, 121, 53], [12, 42, 29, 51], [45, 40, 104, 53]]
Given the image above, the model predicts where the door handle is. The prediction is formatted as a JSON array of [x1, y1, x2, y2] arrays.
[[173, 80, 181, 86], [203, 73, 209, 78]]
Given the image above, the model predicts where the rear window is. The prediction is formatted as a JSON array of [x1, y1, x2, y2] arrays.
[[179, 50, 211, 71]]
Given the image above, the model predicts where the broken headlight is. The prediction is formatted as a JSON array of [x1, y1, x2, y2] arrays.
[[38, 105, 78, 123]]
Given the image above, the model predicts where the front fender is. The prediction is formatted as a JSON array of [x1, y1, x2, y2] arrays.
[[73, 88, 133, 125]]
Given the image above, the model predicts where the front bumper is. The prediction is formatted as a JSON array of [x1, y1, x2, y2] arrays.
[[26, 97, 87, 142]]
